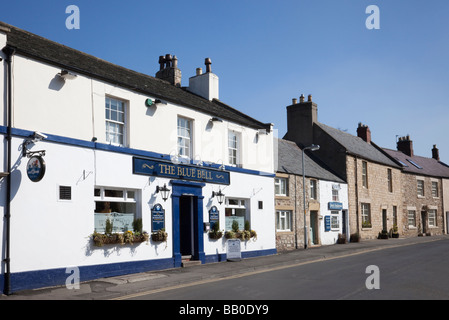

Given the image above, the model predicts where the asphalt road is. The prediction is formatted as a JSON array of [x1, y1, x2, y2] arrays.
[[123, 239, 449, 300]]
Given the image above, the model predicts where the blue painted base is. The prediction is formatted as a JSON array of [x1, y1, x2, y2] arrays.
[[1, 248, 277, 294]]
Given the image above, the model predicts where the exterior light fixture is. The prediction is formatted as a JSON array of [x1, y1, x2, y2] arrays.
[[302, 144, 320, 250], [156, 184, 170, 202], [145, 98, 161, 107], [58, 70, 77, 80], [212, 188, 225, 205]]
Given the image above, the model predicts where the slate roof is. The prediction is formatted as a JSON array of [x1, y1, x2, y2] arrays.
[[276, 138, 345, 183], [316, 122, 400, 168], [0, 21, 270, 131], [382, 148, 449, 178]]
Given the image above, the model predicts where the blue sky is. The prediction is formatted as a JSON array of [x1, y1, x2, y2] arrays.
[[1, 1, 449, 161]]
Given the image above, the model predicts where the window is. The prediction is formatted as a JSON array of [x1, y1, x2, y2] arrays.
[[417, 180, 424, 197], [275, 177, 288, 196], [331, 211, 340, 229], [408, 210, 416, 227], [94, 187, 138, 233], [407, 159, 423, 169], [428, 209, 437, 227], [432, 181, 439, 197], [387, 169, 393, 193], [362, 161, 368, 188], [332, 189, 339, 202], [276, 210, 292, 231], [177, 116, 192, 158], [225, 198, 248, 231], [310, 179, 317, 200], [105, 97, 126, 146], [228, 131, 240, 166], [361, 203, 371, 227]]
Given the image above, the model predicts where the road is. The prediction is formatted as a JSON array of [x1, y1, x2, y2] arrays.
[[118, 239, 449, 300]]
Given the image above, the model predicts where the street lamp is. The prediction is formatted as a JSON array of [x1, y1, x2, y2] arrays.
[[302, 144, 320, 249]]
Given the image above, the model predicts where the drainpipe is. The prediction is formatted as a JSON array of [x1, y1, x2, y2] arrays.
[[354, 156, 360, 234], [2, 45, 15, 295]]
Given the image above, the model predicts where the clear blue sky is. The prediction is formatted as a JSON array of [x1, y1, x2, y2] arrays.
[[2, 1, 449, 161]]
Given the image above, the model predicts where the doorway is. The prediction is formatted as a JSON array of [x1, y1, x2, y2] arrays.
[[310, 211, 319, 245], [171, 180, 206, 267], [180, 195, 195, 257], [421, 211, 427, 234], [382, 209, 387, 231]]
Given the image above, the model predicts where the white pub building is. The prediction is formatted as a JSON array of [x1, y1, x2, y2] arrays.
[[0, 22, 276, 293]]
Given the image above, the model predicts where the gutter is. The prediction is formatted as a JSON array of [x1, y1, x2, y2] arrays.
[[2, 45, 15, 295]]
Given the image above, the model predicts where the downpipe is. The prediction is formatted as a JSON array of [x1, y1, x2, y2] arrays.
[[2, 45, 15, 295]]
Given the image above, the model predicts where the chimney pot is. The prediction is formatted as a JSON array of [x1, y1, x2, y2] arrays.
[[292, 98, 298, 105], [308, 94, 312, 102], [205, 58, 212, 73], [196, 68, 203, 76], [172, 55, 178, 68], [299, 94, 305, 103], [165, 54, 172, 68]]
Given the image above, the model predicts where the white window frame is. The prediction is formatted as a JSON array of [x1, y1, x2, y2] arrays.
[[275, 177, 288, 196], [225, 198, 248, 231], [310, 179, 317, 200], [428, 209, 437, 227], [177, 116, 193, 159], [330, 211, 340, 230], [431, 181, 439, 198], [417, 180, 424, 197], [276, 210, 292, 232], [361, 203, 371, 226], [362, 161, 368, 188], [94, 187, 139, 233], [408, 210, 416, 227], [332, 189, 339, 202], [105, 96, 127, 146], [228, 130, 241, 167]]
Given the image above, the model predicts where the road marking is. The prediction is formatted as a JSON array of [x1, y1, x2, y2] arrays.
[[110, 238, 444, 300]]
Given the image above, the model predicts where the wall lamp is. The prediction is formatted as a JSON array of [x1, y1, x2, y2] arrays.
[[145, 98, 162, 107], [58, 70, 77, 81], [156, 184, 171, 202], [212, 188, 225, 205]]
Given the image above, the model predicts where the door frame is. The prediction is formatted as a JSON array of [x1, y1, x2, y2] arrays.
[[171, 180, 205, 267]]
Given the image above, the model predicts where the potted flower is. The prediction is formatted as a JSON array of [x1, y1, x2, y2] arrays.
[[209, 222, 223, 240], [391, 224, 399, 238], [151, 228, 168, 242]]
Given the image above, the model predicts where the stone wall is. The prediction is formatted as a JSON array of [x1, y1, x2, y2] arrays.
[[346, 155, 403, 239], [401, 174, 444, 237]]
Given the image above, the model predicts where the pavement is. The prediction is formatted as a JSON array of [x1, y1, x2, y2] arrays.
[[2, 234, 449, 300]]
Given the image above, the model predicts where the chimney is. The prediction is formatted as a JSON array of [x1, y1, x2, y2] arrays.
[[284, 93, 317, 147], [187, 57, 219, 101], [397, 135, 414, 157], [432, 144, 440, 161], [155, 54, 182, 87], [357, 123, 371, 144]]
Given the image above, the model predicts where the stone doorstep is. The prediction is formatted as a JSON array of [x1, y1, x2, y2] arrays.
[[100, 272, 168, 285]]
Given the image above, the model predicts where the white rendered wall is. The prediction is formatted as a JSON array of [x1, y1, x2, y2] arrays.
[[11, 55, 273, 174], [319, 181, 349, 245]]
